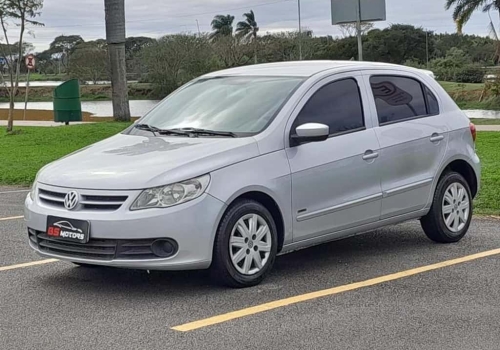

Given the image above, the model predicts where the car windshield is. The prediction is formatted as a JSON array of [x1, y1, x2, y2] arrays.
[[136, 76, 304, 135]]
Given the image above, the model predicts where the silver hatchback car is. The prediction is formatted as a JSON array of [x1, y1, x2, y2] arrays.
[[25, 61, 480, 287]]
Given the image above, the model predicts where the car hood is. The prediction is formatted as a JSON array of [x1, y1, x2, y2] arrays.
[[38, 134, 260, 190]]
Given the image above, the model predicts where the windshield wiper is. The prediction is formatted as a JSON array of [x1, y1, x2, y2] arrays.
[[134, 124, 190, 137], [135, 123, 159, 136], [171, 128, 237, 138]]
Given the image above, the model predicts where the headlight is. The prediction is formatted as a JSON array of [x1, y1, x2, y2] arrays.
[[130, 174, 210, 210], [29, 181, 38, 200], [29, 171, 41, 200]]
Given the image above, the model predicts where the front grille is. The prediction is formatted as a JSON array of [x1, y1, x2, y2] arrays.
[[38, 189, 66, 208], [29, 229, 162, 261], [38, 188, 128, 212]]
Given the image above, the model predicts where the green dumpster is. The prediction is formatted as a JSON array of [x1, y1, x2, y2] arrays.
[[53, 80, 82, 124]]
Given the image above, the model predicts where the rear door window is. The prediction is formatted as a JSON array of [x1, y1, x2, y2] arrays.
[[370, 76, 438, 125]]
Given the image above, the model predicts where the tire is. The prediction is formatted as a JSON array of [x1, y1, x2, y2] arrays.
[[421, 171, 473, 243], [211, 199, 278, 288]]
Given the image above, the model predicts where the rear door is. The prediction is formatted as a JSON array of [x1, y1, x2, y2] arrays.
[[362, 71, 449, 219]]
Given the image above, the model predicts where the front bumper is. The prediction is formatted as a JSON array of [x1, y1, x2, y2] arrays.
[[24, 184, 226, 270]]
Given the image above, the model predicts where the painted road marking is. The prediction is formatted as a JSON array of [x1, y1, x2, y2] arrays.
[[0, 216, 24, 222], [0, 259, 58, 272], [0, 189, 30, 195], [172, 248, 500, 332]]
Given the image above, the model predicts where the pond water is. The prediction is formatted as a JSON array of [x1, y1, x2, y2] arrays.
[[463, 110, 500, 119], [0, 100, 160, 117], [0, 100, 497, 120], [0, 81, 138, 88]]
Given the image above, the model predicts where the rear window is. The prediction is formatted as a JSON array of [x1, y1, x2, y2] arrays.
[[370, 76, 440, 125]]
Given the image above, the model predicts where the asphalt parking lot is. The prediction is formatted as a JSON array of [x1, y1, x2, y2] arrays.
[[1, 188, 500, 350]]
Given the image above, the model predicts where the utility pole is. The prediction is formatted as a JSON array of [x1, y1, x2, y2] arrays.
[[298, 0, 302, 60], [196, 19, 201, 36], [356, 0, 363, 61], [104, 0, 131, 122], [426, 31, 430, 69]]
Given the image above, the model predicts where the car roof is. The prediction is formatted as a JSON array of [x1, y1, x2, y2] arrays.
[[203, 60, 417, 78]]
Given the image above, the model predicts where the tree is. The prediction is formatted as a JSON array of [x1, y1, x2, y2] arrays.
[[35, 50, 56, 74], [49, 35, 84, 54], [259, 30, 316, 62], [142, 34, 214, 97], [212, 35, 253, 68], [445, 0, 500, 33], [68, 44, 108, 84], [236, 10, 259, 64], [0, 0, 43, 133], [104, 0, 130, 122], [45, 35, 84, 71], [363, 25, 430, 64], [125, 36, 154, 59], [210, 14, 234, 41], [338, 22, 374, 37]]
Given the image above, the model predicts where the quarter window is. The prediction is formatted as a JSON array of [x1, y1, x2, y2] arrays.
[[294, 78, 365, 136], [370, 76, 439, 125], [425, 85, 440, 115]]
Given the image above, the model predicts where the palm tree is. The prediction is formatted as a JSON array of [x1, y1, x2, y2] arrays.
[[104, 0, 131, 122], [445, 0, 500, 34], [447, 0, 500, 63], [210, 14, 235, 41], [236, 10, 259, 64]]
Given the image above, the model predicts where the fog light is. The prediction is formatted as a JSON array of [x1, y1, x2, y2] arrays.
[[151, 239, 178, 258]]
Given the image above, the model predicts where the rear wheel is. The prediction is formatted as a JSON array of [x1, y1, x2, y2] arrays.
[[211, 199, 278, 288], [421, 171, 472, 243]]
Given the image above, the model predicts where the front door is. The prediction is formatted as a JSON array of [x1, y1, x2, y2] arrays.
[[286, 75, 383, 242]]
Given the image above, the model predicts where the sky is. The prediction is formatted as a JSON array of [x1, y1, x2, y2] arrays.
[[9, 0, 497, 52]]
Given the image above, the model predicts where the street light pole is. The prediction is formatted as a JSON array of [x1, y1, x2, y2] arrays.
[[298, 0, 302, 60], [426, 31, 430, 69], [196, 19, 201, 37], [356, 0, 363, 61]]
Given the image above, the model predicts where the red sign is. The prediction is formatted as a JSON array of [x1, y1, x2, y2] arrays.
[[25, 54, 35, 70]]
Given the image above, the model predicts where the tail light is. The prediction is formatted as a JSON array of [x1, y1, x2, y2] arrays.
[[469, 122, 477, 142]]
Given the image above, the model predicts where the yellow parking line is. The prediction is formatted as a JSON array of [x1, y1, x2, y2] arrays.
[[0, 259, 58, 272], [172, 248, 500, 332], [0, 216, 24, 222]]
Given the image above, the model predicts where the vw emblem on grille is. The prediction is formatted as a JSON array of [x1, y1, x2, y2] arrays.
[[64, 191, 79, 210]]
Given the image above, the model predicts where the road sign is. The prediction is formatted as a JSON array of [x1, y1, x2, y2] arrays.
[[331, 0, 386, 24], [331, 0, 386, 61], [25, 54, 36, 70]]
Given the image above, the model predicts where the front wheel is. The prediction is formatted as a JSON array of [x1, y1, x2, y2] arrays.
[[421, 171, 473, 243], [211, 199, 278, 288]]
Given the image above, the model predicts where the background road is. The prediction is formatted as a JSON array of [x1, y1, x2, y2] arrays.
[[1, 189, 499, 350]]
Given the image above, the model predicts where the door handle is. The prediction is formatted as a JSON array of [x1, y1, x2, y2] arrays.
[[362, 150, 379, 161], [430, 133, 444, 143]]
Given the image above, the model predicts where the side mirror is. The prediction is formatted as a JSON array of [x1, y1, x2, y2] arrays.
[[291, 123, 329, 146]]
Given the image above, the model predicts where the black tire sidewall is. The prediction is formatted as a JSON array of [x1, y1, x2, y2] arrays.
[[214, 200, 278, 287], [433, 172, 473, 241]]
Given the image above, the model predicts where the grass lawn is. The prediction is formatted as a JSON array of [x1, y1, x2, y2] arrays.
[[439, 81, 485, 93], [0, 123, 131, 185], [474, 132, 500, 215], [469, 118, 500, 125], [0, 125, 498, 215], [439, 81, 500, 111]]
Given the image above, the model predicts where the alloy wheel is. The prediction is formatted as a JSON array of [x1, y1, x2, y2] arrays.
[[229, 213, 272, 275], [442, 182, 470, 233]]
